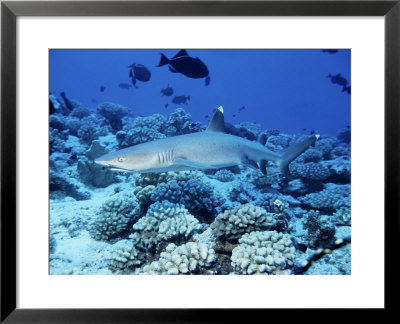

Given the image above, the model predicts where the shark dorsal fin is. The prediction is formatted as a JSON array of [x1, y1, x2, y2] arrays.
[[206, 106, 225, 133], [172, 49, 189, 59]]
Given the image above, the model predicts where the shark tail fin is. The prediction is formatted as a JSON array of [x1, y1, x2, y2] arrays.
[[276, 134, 320, 178], [157, 53, 170, 67]]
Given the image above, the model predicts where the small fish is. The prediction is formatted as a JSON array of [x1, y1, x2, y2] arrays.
[[100, 85, 105, 92], [322, 49, 339, 54], [346, 125, 350, 129], [161, 84, 174, 96], [172, 95, 190, 105], [91, 98, 97, 104], [118, 83, 132, 89], [239, 106, 246, 112], [232, 114, 236, 117], [157, 49, 210, 83], [303, 128, 307, 131], [128, 63, 151, 88], [204, 114, 209, 119], [164, 103, 169, 109], [328, 73, 351, 94], [310, 129, 318, 135]]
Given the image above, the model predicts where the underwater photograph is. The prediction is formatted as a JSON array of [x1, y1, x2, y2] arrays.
[[49, 49, 351, 275]]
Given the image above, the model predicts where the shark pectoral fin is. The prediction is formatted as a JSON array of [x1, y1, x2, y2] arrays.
[[241, 156, 259, 171], [173, 158, 216, 170]]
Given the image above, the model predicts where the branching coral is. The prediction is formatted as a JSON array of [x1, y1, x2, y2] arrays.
[[231, 231, 295, 275], [210, 204, 276, 242], [89, 194, 142, 241], [140, 242, 216, 274], [301, 183, 350, 213], [150, 179, 224, 222], [129, 201, 202, 249]]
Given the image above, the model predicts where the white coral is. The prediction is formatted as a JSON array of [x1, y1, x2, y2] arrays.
[[231, 231, 295, 275], [141, 242, 216, 275], [210, 204, 276, 241]]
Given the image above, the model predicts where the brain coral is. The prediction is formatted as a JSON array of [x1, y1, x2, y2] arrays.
[[129, 201, 202, 249], [150, 179, 224, 223], [231, 230, 295, 275], [89, 194, 142, 241], [210, 204, 277, 242], [140, 242, 216, 275]]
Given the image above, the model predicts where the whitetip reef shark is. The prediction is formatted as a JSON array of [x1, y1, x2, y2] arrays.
[[95, 106, 319, 178]]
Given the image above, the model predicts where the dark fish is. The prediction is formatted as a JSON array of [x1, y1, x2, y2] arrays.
[[164, 103, 169, 109], [322, 49, 339, 54], [346, 125, 350, 129], [118, 82, 132, 89], [157, 49, 210, 82], [328, 73, 351, 94], [172, 95, 190, 105], [100, 85, 105, 92], [204, 114, 209, 119], [310, 129, 318, 135], [161, 84, 174, 97], [161, 84, 174, 96], [91, 99, 97, 104], [232, 114, 236, 117], [128, 63, 151, 88], [343, 85, 351, 94], [60, 92, 74, 111], [239, 106, 246, 113], [303, 128, 307, 131]]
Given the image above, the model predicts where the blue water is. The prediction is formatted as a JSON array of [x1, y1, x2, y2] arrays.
[[50, 49, 350, 135]]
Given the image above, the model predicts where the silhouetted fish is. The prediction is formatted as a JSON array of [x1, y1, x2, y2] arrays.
[[328, 73, 351, 94], [128, 63, 151, 88], [157, 50, 210, 85], [322, 49, 339, 54], [100, 85, 105, 92], [172, 95, 190, 105], [161, 84, 174, 96], [310, 129, 318, 135], [118, 83, 132, 89], [164, 103, 169, 109]]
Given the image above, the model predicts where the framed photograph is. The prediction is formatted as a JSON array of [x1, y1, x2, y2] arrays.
[[1, 0, 397, 321]]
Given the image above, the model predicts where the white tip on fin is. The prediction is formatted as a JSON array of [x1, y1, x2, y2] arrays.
[[315, 134, 320, 139], [206, 106, 226, 133]]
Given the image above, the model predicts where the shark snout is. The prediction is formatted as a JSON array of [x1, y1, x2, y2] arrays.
[[94, 158, 110, 166]]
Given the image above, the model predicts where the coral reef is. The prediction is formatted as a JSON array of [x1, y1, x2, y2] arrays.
[[129, 201, 202, 250], [231, 231, 295, 274], [140, 242, 216, 274], [150, 179, 224, 222], [210, 204, 276, 242], [89, 194, 142, 241]]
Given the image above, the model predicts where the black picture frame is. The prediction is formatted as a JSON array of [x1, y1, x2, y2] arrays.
[[1, 0, 398, 322]]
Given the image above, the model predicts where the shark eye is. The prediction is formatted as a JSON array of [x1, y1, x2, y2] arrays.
[[118, 157, 126, 162]]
